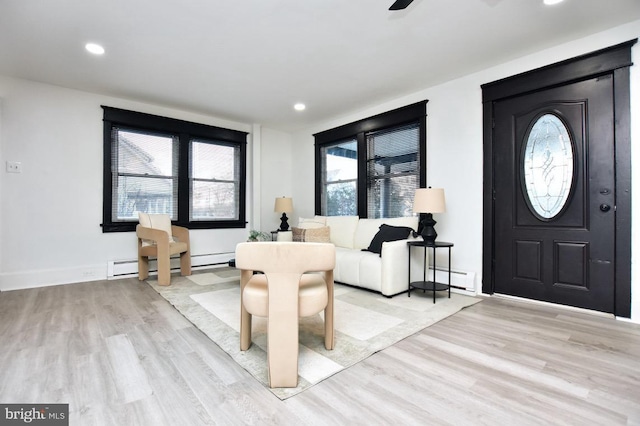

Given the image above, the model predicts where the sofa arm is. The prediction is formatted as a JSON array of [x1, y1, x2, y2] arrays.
[[379, 238, 427, 296]]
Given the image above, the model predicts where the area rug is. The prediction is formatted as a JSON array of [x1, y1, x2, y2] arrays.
[[146, 268, 481, 399]]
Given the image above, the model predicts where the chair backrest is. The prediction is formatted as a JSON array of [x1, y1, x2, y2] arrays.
[[235, 242, 335, 273], [138, 212, 173, 235], [137, 212, 178, 247]]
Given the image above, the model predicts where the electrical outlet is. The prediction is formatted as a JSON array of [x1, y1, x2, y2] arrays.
[[6, 161, 22, 173]]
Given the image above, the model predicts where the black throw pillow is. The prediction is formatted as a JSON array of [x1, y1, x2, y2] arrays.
[[365, 224, 414, 256]]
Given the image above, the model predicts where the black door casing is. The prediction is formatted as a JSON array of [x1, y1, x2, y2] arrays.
[[482, 40, 636, 317]]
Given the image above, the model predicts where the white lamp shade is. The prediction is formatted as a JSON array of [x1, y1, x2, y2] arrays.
[[274, 197, 293, 213], [413, 188, 446, 213]]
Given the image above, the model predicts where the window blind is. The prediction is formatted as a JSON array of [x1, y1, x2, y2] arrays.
[[190, 139, 241, 221], [366, 123, 420, 218], [112, 127, 178, 221]]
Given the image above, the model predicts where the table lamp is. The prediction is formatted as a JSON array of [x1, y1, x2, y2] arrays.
[[413, 187, 446, 244], [274, 197, 293, 231]]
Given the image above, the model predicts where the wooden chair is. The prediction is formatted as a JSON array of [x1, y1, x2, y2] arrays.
[[235, 242, 336, 388], [136, 213, 191, 286]]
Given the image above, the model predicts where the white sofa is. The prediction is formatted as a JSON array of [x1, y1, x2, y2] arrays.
[[296, 216, 427, 297]]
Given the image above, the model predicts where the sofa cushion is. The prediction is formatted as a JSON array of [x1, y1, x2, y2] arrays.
[[325, 216, 359, 249], [354, 216, 418, 250], [333, 247, 382, 292], [334, 247, 368, 287], [292, 226, 331, 242], [366, 224, 414, 255], [297, 216, 327, 229]]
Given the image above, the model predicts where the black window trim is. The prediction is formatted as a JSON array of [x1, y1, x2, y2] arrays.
[[101, 106, 248, 233], [313, 100, 428, 217]]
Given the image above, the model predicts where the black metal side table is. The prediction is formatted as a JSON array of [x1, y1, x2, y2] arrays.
[[407, 240, 453, 303]]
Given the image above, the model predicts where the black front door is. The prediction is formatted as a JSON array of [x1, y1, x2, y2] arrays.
[[482, 40, 635, 317], [492, 76, 615, 313]]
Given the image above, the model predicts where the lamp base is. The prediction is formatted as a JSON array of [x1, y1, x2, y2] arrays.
[[279, 213, 290, 231], [420, 213, 437, 244]]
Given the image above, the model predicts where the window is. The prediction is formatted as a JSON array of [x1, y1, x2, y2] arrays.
[[314, 101, 426, 218], [113, 128, 178, 221], [366, 123, 420, 218], [190, 139, 243, 221], [102, 107, 247, 232], [320, 139, 358, 216]]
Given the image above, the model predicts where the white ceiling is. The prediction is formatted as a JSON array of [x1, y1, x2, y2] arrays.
[[1, 0, 639, 132]]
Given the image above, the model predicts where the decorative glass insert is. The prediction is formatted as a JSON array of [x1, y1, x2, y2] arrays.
[[523, 113, 574, 219]]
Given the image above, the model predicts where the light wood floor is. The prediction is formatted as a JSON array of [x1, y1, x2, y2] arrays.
[[1, 277, 639, 425]]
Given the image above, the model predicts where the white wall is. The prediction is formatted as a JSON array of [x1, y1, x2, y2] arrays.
[[291, 20, 640, 321], [0, 75, 253, 290], [291, 130, 316, 220], [259, 127, 293, 232]]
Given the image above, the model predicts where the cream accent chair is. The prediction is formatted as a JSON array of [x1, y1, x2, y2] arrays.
[[136, 213, 191, 286], [235, 242, 336, 388]]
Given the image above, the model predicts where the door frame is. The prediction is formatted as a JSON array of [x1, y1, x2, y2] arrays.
[[481, 39, 637, 318]]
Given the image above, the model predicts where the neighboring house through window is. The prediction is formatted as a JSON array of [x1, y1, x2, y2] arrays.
[[102, 106, 247, 232], [314, 101, 427, 218]]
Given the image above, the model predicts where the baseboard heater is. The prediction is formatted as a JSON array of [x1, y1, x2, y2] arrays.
[[428, 266, 476, 293], [107, 252, 235, 279]]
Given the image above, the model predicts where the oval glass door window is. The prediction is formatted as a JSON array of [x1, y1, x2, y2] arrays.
[[523, 113, 574, 219]]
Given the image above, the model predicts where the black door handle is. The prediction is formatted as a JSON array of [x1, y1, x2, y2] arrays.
[[600, 203, 611, 212]]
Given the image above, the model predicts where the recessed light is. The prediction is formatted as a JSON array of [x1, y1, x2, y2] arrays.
[[85, 43, 105, 55], [294, 103, 306, 111], [543, 0, 563, 5]]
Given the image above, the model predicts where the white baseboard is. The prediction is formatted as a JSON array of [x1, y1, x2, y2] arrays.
[[0, 252, 236, 292], [0, 264, 108, 291], [430, 267, 476, 293], [107, 252, 235, 279]]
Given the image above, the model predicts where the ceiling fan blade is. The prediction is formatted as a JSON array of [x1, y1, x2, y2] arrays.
[[389, 0, 414, 10]]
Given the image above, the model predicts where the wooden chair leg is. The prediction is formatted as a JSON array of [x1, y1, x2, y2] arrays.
[[138, 255, 149, 281], [180, 251, 191, 276], [324, 306, 334, 350], [157, 258, 171, 286], [240, 310, 252, 351], [240, 270, 254, 351], [324, 271, 334, 350]]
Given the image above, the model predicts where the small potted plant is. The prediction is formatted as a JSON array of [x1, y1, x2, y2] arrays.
[[247, 230, 270, 242]]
